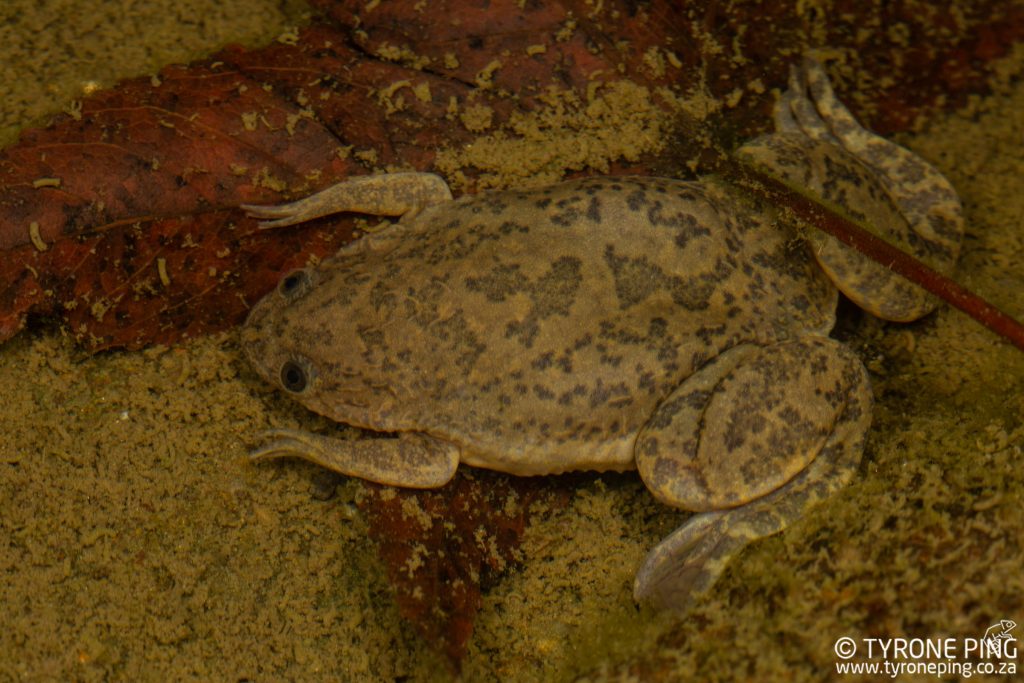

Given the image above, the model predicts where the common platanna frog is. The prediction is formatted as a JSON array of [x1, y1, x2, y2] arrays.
[[240, 58, 963, 609]]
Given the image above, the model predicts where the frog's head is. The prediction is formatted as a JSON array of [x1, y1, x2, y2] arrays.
[[242, 266, 321, 396], [733, 57, 963, 323], [242, 265, 371, 423]]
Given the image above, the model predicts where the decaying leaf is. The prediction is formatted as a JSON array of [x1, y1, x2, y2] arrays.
[[1, 0, 1021, 348], [356, 471, 571, 666]]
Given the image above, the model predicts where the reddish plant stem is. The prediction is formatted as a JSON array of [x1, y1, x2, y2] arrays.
[[714, 155, 1024, 352]]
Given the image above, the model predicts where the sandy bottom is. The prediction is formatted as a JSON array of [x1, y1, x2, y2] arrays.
[[2, 3, 1023, 682]]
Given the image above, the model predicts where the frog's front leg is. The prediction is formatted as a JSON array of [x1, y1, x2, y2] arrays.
[[241, 172, 453, 228], [633, 336, 872, 611], [251, 430, 460, 488]]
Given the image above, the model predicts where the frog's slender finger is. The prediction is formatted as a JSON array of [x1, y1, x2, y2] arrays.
[[242, 172, 453, 229], [251, 429, 459, 488], [240, 201, 311, 229]]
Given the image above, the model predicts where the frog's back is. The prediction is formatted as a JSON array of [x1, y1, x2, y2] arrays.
[[281, 176, 836, 473]]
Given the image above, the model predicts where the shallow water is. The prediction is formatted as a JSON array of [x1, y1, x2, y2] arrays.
[[2, 3, 1023, 681]]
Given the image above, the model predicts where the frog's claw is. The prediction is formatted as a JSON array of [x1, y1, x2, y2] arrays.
[[633, 337, 871, 611], [242, 172, 453, 229], [250, 428, 459, 488]]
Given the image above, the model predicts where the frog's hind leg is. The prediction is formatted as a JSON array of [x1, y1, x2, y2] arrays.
[[250, 429, 460, 488], [632, 336, 872, 612], [777, 56, 963, 273], [241, 172, 453, 229]]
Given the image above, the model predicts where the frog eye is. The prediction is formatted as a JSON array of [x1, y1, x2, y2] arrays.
[[279, 359, 310, 393], [277, 269, 312, 300]]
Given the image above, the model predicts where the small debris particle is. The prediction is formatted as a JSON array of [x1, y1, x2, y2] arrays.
[[276, 26, 300, 45], [28, 221, 48, 252], [157, 258, 171, 287], [475, 60, 503, 89], [241, 111, 259, 131]]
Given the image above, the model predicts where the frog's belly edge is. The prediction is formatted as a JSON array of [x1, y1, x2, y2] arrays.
[[456, 432, 639, 476]]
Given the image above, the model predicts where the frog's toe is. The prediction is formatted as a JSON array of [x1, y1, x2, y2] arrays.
[[771, 69, 803, 134], [633, 511, 730, 611], [773, 60, 840, 146], [776, 56, 886, 159], [795, 56, 868, 150]]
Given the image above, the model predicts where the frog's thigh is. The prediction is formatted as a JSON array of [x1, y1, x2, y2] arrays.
[[241, 172, 453, 229], [633, 336, 871, 611], [250, 429, 459, 488]]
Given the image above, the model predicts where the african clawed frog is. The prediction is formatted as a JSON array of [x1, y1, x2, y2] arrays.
[[240, 58, 963, 610]]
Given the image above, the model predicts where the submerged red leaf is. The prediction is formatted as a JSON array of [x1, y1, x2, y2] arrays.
[[3, 0, 1024, 664], [357, 471, 570, 666], [2, 0, 1022, 348]]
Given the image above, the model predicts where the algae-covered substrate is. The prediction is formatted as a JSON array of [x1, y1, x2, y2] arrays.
[[1, 2, 1023, 681]]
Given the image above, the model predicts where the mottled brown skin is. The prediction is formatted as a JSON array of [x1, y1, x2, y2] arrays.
[[240, 58, 963, 610]]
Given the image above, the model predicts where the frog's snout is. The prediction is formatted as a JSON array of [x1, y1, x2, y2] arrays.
[[238, 322, 260, 352], [238, 323, 265, 369], [239, 300, 271, 368]]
